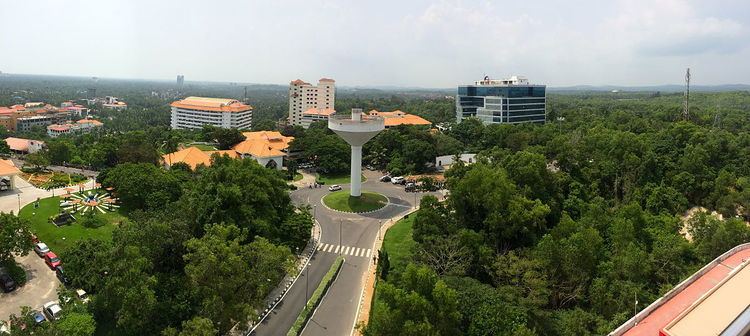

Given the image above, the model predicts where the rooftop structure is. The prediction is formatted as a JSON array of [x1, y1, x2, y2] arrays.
[[0, 102, 76, 131], [329, 109, 385, 196], [611, 243, 750, 336], [170, 96, 253, 130], [101, 96, 128, 110], [457, 75, 546, 125], [289, 78, 335, 126], [367, 110, 432, 128], [162, 131, 293, 170], [301, 108, 336, 128], [0, 159, 20, 191]]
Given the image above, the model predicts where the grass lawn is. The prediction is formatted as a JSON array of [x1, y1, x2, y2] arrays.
[[323, 191, 387, 213], [316, 173, 367, 185], [293, 173, 303, 181], [191, 143, 217, 151], [18, 195, 125, 256]]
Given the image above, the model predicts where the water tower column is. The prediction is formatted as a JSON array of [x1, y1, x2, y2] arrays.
[[351, 145, 363, 196]]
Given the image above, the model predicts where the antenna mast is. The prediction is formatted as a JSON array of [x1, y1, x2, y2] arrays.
[[683, 68, 690, 120]]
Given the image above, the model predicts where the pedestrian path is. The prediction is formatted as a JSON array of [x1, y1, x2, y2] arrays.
[[317, 243, 372, 258]]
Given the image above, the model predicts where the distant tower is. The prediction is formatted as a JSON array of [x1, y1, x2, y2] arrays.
[[329, 109, 384, 197], [176, 75, 184, 91], [683, 68, 690, 121], [87, 88, 97, 99]]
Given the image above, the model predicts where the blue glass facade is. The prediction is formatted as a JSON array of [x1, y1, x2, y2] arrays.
[[456, 83, 546, 125]]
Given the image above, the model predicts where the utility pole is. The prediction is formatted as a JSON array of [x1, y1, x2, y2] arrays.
[[339, 219, 342, 256], [306, 262, 310, 303], [378, 220, 382, 240], [683, 68, 691, 121], [634, 292, 639, 326]]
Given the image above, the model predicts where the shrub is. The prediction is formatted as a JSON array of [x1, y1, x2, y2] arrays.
[[0, 260, 27, 285], [79, 212, 106, 228]]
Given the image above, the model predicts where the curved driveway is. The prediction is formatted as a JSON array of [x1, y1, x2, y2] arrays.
[[251, 170, 439, 336]]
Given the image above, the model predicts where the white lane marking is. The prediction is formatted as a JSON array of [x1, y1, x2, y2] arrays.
[[366, 249, 371, 258], [318, 243, 325, 251], [355, 247, 362, 257], [343, 246, 351, 255], [334, 245, 340, 254], [327, 244, 335, 253]]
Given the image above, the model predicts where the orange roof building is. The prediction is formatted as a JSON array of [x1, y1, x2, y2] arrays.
[[0, 159, 20, 190], [367, 110, 432, 128], [301, 108, 336, 128], [170, 97, 253, 130], [5, 137, 45, 154], [47, 119, 104, 138], [163, 131, 293, 171]]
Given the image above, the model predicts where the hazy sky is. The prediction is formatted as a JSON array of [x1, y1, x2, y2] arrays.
[[1, 0, 748, 87]]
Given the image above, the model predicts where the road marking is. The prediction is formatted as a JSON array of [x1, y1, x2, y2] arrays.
[[355, 247, 362, 256], [343, 246, 351, 255], [334, 245, 340, 254], [316, 245, 373, 258], [318, 243, 325, 251], [327, 244, 334, 253], [366, 249, 371, 258]]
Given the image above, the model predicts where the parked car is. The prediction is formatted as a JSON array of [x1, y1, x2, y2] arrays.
[[328, 185, 342, 192], [405, 182, 417, 192], [44, 252, 61, 270], [379, 175, 391, 182], [32, 310, 47, 325], [391, 176, 405, 184], [34, 243, 50, 257], [42, 302, 62, 321], [31, 234, 40, 244], [366, 165, 375, 171], [0, 270, 16, 293], [76, 289, 90, 303], [55, 266, 69, 285]]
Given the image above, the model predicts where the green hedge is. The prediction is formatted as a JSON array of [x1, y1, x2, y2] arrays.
[[287, 256, 344, 336], [0, 259, 27, 285]]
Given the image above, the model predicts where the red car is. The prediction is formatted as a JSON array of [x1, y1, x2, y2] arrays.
[[44, 252, 61, 270]]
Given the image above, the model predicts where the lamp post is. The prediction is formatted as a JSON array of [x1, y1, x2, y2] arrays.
[[339, 219, 342, 256], [306, 262, 310, 303], [313, 204, 317, 219], [378, 220, 382, 240], [17, 194, 20, 213]]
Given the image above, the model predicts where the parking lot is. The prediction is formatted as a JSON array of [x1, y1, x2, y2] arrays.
[[0, 252, 59, 320]]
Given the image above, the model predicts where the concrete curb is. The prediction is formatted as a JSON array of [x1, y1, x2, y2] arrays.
[[318, 193, 392, 215]]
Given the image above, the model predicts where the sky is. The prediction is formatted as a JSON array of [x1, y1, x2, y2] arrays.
[[1, 0, 749, 87]]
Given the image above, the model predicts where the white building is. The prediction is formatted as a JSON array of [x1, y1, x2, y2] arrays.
[[47, 119, 104, 138], [288, 78, 335, 126], [301, 108, 336, 128], [170, 96, 253, 130]]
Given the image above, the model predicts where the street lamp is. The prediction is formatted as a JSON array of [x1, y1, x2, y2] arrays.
[[339, 219, 342, 256], [378, 220, 382, 240], [17, 194, 20, 213], [313, 204, 317, 219], [306, 262, 310, 304]]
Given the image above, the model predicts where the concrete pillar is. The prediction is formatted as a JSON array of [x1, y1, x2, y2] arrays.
[[350, 145, 362, 197]]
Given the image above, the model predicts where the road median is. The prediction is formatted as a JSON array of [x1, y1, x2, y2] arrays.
[[287, 256, 344, 336]]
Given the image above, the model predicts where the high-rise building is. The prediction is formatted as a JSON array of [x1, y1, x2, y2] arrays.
[[176, 75, 185, 90], [170, 96, 253, 130], [456, 76, 546, 125], [288, 78, 335, 126]]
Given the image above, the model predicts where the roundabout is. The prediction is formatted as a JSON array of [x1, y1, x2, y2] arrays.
[[322, 190, 387, 213]]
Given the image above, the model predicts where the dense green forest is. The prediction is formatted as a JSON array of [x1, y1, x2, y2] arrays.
[[363, 90, 750, 335]]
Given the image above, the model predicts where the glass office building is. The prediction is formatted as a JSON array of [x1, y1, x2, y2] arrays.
[[456, 76, 546, 124]]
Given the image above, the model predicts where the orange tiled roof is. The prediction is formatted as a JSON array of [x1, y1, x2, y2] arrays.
[[76, 119, 104, 126], [5, 137, 43, 152], [233, 131, 294, 158], [162, 147, 212, 170], [368, 110, 432, 127], [290, 79, 311, 86], [0, 159, 20, 176], [170, 97, 253, 113], [48, 125, 71, 132], [206, 150, 240, 159], [302, 108, 336, 116], [319, 78, 335, 83]]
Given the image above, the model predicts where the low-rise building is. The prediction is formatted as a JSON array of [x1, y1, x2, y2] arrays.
[[102, 96, 128, 110], [5, 137, 45, 154], [170, 96, 253, 130], [301, 108, 336, 128], [367, 110, 432, 129], [456, 75, 546, 125], [47, 119, 104, 138], [162, 131, 293, 170], [435, 154, 476, 171]]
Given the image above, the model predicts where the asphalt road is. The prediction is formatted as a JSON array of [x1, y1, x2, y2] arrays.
[[250, 170, 440, 336]]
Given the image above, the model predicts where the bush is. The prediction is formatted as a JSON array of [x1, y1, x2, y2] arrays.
[[70, 173, 87, 183], [0, 260, 27, 285], [79, 212, 106, 228], [287, 257, 344, 336]]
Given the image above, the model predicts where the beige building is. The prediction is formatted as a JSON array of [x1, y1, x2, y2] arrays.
[[288, 78, 335, 126]]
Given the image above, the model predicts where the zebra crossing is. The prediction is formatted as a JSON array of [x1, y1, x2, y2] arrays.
[[317, 243, 372, 258]]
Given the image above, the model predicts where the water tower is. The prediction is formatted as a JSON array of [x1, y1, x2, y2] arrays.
[[329, 108, 384, 197]]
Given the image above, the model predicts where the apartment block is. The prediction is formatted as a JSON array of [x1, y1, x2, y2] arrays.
[[170, 96, 253, 130], [288, 78, 335, 126]]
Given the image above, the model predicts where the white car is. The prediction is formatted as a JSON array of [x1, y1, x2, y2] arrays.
[[42, 301, 62, 321], [328, 185, 342, 192], [391, 176, 405, 184], [34, 243, 50, 257], [76, 289, 91, 303]]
